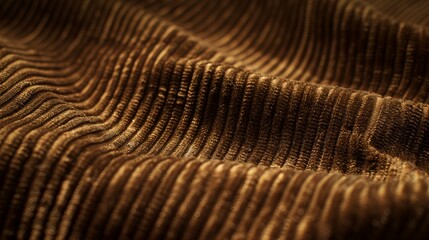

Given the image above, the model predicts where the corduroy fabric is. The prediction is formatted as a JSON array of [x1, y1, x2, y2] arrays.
[[1, 0, 429, 239]]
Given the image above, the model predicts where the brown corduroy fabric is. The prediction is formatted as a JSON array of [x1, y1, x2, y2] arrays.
[[1, 0, 429, 239]]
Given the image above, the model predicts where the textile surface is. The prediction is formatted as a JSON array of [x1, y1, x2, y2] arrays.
[[1, 0, 429, 239]]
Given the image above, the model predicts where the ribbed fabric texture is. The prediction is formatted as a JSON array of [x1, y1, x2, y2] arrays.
[[1, 0, 429, 239]]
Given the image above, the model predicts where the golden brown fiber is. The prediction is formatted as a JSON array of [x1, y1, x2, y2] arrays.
[[1, 0, 429, 239]]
